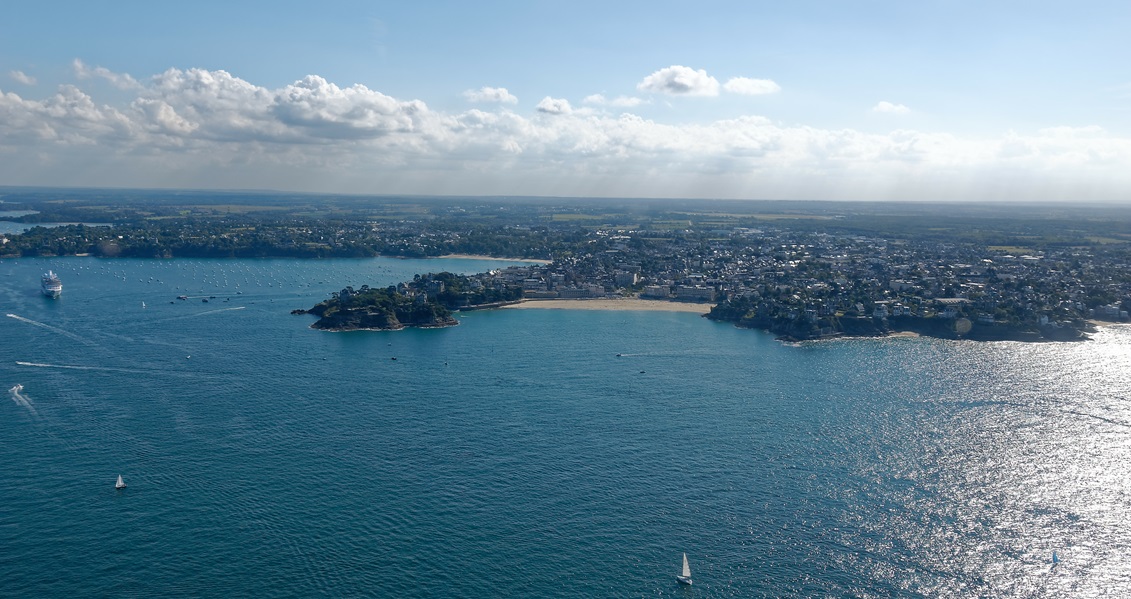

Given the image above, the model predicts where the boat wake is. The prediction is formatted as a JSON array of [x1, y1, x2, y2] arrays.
[[1063, 408, 1130, 429], [15, 361, 211, 380], [148, 306, 247, 324], [8, 384, 38, 417], [195, 306, 246, 317], [16, 361, 153, 375], [6, 313, 97, 346]]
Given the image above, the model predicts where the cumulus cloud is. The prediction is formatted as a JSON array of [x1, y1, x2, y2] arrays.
[[272, 75, 428, 139], [536, 96, 572, 115], [2, 62, 1131, 202], [583, 93, 643, 107], [463, 86, 518, 104], [72, 59, 142, 90], [134, 68, 431, 144], [873, 101, 911, 115], [723, 77, 780, 96], [637, 65, 719, 96], [9, 70, 36, 85], [0, 84, 138, 145], [130, 98, 198, 136]]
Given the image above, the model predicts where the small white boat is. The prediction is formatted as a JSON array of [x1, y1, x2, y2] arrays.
[[676, 553, 692, 585], [115, 474, 126, 489]]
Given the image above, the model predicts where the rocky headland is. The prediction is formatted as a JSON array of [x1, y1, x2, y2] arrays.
[[294, 285, 458, 331]]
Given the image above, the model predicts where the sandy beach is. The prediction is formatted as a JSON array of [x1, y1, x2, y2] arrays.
[[886, 331, 922, 338], [503, 298, 712, 314]]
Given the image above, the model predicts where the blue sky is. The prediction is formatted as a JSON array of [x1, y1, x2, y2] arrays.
[[2, 1, 1130, 202]]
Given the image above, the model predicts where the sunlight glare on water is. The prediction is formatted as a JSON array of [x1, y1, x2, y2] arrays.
[[0, 257, 1128, 597]]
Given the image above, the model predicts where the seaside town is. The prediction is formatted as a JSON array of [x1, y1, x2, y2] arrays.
[[386, 224, 1130, 341], [3, 191, 1129, 340]]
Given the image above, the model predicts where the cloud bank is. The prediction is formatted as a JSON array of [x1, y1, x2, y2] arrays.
[[1, 63, 1129, 202]]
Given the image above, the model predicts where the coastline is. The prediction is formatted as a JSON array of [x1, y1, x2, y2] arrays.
[[439, 253, 552, 264], [308, 321, 460, 332], [503, 298, 712, 314]]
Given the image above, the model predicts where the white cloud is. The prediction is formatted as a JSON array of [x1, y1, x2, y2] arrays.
[[2, 63, 1131, 202], [536, 96, 572, 115], [134, 68, 432, 144], [463, 86, 518, 104], [72, 59, 142, 90], [637, 65, 719, 97], [583, 93, 643, 107], [0, 84, 138, 145], [723, 77, 780, 96], [272, 75, 428, 139], [873, 101, 911, 115], [9, 70, 36, 85]]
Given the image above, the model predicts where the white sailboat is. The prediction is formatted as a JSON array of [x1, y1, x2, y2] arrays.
[[115, 474, 126, 489], [676, 553, 692, 585]]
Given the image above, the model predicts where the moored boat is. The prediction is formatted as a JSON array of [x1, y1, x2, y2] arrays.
[[41, 271, 62, 298]]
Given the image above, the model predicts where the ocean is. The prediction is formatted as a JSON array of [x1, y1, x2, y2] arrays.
[[1, 257, 1128, 597]]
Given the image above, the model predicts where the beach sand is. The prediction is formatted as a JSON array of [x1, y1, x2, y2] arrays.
[[886, 331, 921, 338], [503, 298, 712, 314]]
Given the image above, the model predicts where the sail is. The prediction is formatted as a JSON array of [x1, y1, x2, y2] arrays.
[[116, 475, 125, 488], [682, 553, 691, 578]]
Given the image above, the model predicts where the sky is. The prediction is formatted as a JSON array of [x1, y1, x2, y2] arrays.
[[2, 0, 1130, 202]]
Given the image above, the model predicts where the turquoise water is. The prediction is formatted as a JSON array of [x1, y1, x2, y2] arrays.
[[2, 257, 1129, 597]]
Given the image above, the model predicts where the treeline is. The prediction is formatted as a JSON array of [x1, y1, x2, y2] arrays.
[[296, 270, 528, 331], [303, 285, 457, 331], [0, 219, 584, 260]]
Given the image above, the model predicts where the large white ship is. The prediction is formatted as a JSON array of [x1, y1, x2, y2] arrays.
[[41, 271, 62, 298]]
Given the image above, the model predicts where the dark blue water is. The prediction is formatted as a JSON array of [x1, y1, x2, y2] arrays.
[[2, 257, 1129, 597]]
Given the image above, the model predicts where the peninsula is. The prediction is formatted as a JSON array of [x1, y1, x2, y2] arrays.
[[294, 272, 525, 331], [295, 285, 458, 331]]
